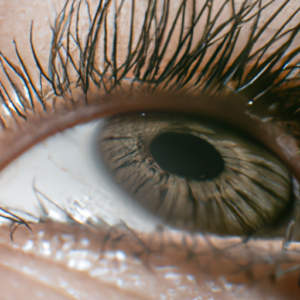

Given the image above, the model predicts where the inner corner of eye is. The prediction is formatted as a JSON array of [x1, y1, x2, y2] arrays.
[[96, 112, 293, 236]]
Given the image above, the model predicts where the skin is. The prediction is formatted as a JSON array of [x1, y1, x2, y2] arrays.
[[0, 0, 299, 299]]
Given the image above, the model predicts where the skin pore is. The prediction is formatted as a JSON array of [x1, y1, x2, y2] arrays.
[[0, 0, 299, 299]]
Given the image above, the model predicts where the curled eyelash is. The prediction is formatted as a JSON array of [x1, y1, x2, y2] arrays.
[[0, 0, 299, 134], [0, 1, 295, 119], [45, 0, 300, 96]]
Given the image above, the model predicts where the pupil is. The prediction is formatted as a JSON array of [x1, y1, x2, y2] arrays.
[[149, 132, 224, 180]]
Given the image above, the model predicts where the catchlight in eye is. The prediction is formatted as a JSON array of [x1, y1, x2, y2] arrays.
[[97, 113, 292, 236]]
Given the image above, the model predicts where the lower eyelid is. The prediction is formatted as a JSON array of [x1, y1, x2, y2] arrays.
[[1, 218, 300, 300]]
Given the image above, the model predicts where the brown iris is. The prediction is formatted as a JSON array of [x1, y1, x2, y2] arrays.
[[97, 113, 292, 236]]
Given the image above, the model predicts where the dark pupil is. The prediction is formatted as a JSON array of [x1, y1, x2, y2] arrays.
[[149, 131, 224, 180]]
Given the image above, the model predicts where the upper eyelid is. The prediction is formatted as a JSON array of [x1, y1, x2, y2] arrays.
[[0, 1, 299, 181], [0, 2, 298, 176]]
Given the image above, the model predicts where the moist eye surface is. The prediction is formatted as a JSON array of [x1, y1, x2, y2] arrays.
[[97, 113, 292, 236]]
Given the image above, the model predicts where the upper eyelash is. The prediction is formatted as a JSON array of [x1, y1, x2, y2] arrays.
[[0, 0, 298, 114], [0, 0, 298, 129], [42, 0, 300, 95], [0, 2, 298, 198]]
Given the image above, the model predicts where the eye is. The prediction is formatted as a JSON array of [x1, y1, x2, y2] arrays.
[[0, 0, 300, 299]]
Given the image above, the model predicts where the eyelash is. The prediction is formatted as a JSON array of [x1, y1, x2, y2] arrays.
[[0, 0, 299, 243], [39, 0, 300, 96]]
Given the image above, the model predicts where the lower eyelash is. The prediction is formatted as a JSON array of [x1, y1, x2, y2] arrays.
[[3, 206, 300, 292]]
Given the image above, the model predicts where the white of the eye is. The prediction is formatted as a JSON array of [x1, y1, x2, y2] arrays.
[[0, 120, 160, 231]]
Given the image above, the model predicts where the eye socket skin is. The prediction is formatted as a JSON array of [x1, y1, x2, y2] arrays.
[[0, 0, 299, 300]]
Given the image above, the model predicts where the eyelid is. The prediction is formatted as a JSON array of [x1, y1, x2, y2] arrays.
[[2, 218, 299, 298]]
